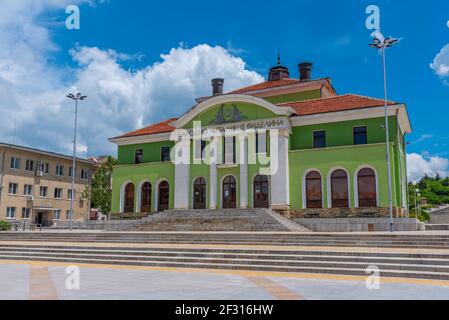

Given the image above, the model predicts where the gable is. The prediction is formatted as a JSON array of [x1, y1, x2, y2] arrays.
[[182, 102, 277, 129], [172, 94, 295, 129]]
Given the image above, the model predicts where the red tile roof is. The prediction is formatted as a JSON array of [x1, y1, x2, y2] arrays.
[[114, 95, 398, 139], [230, 79, 301, 94], [116, 118, 177, 138], [277, 94, 397, 116], [230, 78, 336, 95]]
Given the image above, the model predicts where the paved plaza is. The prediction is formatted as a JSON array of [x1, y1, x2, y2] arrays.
[[1, 261, 449, 300]]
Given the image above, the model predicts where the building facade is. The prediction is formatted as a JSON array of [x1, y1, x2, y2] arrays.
[[110, 61, 411, 217], [0, 143, 94, 226]]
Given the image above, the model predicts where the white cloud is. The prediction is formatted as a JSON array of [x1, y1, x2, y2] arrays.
[[0, 1, 263, 156], [411, 134, 434, 145], [430, 44, 449, 77], [407, 153, 449, 182]]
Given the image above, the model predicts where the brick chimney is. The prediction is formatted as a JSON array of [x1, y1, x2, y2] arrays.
[[211, 78, 224, 96], [298, 62, 313, 81]]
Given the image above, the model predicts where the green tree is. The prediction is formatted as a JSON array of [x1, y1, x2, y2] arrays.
[[408, 175, 449, 222], [83, 156, 117, 216]]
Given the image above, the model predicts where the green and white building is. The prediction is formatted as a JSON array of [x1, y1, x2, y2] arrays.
[[110, 61, 411, 217]]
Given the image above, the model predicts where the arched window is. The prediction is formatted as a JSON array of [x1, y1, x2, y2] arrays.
[[331, 170, 349, 208], [193, 177, 207, 210], [158, 181, 169, 212], [222, 175, 237, 209], [140, 182, 152, 213], [254, 174, 269, 208], [306, 171, 322, 208], [358, 168, 377, 207], [124, 183, 135, 213]]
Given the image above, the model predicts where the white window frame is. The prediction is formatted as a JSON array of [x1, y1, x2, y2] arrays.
[[21, 208, 31, 219], [24, 184, 33, 196], [39, 186, 48, 198], [68, 189, 74, 200], [25, 159, 35, 172], [8, 183, 18, 195], [6, 207, 16, 219], [10, 157, 20, 170], [54, 188, 63, 199], [56, 165, 64, 176], [81, 169, 89, 180], [54, 210, 61, 220]]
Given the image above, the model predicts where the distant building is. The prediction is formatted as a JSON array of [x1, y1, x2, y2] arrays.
[[0, 143, 94, 226], [88, 155, 109, 168]]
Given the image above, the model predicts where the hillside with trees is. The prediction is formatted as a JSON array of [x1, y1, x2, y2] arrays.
[[408, 175, 449, 221]]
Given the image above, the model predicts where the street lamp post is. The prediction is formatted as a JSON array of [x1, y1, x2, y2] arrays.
[[370, 33, 399, 232], [417, 192, 422, 221], [66, 91, 87, 232], [414, 188, 420, 230]]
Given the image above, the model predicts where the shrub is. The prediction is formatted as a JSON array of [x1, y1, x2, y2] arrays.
[[0, 220, 11, 231]]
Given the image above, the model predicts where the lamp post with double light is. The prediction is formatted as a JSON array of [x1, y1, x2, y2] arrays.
[[370, 32, 399, 232], [66, 91, 87, 232]]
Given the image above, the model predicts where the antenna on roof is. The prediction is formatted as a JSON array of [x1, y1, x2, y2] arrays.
[[277, 49, 281, 65]]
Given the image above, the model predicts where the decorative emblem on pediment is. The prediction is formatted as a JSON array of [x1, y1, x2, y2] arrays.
[[209, 104, 248, 125]]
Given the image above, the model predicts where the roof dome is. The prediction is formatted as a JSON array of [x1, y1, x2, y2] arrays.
[[268, 51, 290, 81]]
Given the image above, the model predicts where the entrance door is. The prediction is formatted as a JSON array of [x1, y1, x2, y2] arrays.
[[222, 175, 237, 209], [193, 178, 207, 209], [158, 181, 169, 212], [253, 174, 269, 208], [35, 212, 51, 227]]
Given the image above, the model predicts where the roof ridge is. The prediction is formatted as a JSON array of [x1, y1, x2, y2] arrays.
[[276, 94, 352, 106], [343, 93, 394, 103], [277, 93, 396, 106], [230, 78, 300, 93]]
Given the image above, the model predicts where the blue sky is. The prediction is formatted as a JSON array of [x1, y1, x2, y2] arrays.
[[0, 0, 448, 180]]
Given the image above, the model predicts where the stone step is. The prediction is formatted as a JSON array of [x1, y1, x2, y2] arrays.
[[4, 246, 449, 266], [1, 252, 449, 280], [3, 250, 449, 273], [3, 243, 449, 259], [102, 208, 299, 232], [5, 232, 449, 239]]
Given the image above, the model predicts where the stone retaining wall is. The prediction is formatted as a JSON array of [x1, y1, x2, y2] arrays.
[[294, 218, 422, 232], [277, 207, 407, 219]]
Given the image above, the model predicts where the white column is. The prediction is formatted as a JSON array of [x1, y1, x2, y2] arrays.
[[270, 129, 290, 209], [239, 134, 248, 208], [174, 140, 190, 210], [209, 136, 218, 209]]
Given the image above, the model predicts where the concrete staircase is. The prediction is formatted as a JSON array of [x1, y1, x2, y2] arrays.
[[427, 207, 449, 231], [2, 240, 449, 280], [3, 232, 449, 248], [90, 209, 311, 232]]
